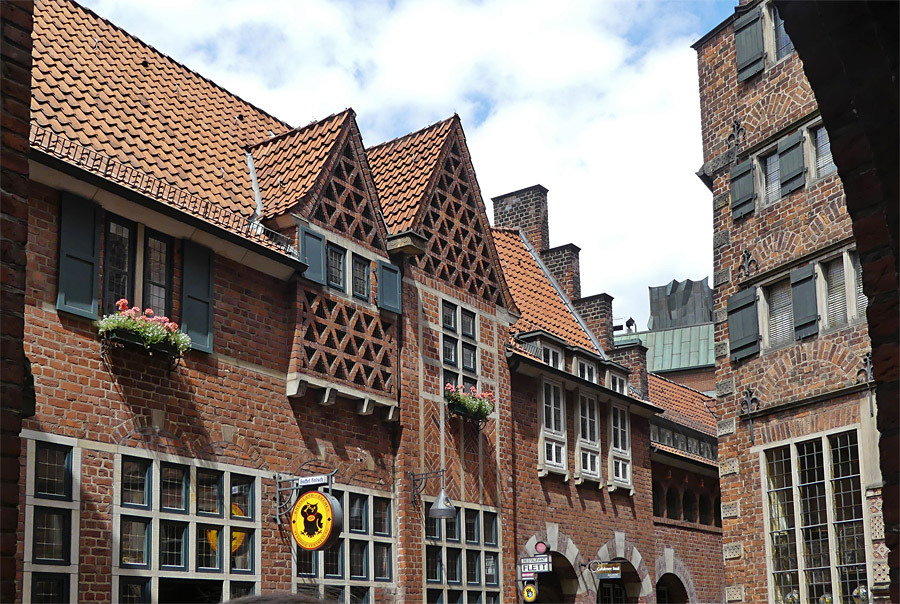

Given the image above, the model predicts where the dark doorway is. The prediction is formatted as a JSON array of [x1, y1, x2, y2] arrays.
[[597, 580, 628, 603], [656, 572, 689, 604], [535, 552, 578, 603], [158, 578, 223, 603]]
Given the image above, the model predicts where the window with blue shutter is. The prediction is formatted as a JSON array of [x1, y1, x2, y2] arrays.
[[735, 8, 765, 82], [790, 264, 818, 340], [377, 262, 401, 314], [778, 132, 805, 197], [181, 241, 214, 353], [727, 287, 760, 361], [57, 193, 101, 319], [300, 227, 326, 285], [730, 160, 755, 220]]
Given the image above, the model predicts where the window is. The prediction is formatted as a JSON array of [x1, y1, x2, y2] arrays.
[[121, 457, 151, 508], [734, 3, 793, 83], [577, 394, 601, 481], [814, 126, 836, 178], [462, 343, 477, 373], [819, 250, 868, 330], [763, 431, 870, 604], [542, 344, 562, 369], [823, 257, 848, 328], [851, 252, 868, 316], [765, 279, 793, 347], [674, 432, 687, 451], [763, 152, 781, 206], [609, 406, 631, 487], [577, 359, 596, 383], [442, 300, 481, 394], [461, 309, 476, 338], [541, 380, 566, 472], [295, 488, 393, 600], [101, 216, 174, 318], [443, 336, 458, 366], [103, 216, 135, 316], [425, 505, 500, 603], [650, 424, 659, 443], [443, 301, 458, 331], [352, 255, 370, 300], [771, 6, 794, 60], [326, 244, 345, 291], [609, 373, 627, 395]]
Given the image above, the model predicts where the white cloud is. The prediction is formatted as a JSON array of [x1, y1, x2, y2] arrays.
[[82, 0, 728, 328]]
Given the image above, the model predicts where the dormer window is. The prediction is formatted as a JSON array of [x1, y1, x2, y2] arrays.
[[542, 344, 562, 370], [609, 373, 627, 394], [577, 359, 596, 383]]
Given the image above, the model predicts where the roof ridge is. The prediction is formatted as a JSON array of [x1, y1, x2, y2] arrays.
[[366, 114, 457, 152], [246, 108, 354, 152], [62, 0, 292, 131]]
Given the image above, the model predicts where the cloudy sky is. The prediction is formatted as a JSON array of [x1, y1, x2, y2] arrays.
[[83, 0, 735, 329]]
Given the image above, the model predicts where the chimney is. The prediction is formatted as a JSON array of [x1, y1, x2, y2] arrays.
[[492, 185, 550, 253], [573, 293, 614, 353], [541, 243, 581, 301]]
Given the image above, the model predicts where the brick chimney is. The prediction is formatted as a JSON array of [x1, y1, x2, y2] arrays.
[[541, 243, 581, 301], [573, 293, 614, 353], [492, 185, 550, 253]]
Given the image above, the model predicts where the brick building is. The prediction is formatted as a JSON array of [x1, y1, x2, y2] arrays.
[[694, 1, 889, 602], [15, 1, 724, 603]]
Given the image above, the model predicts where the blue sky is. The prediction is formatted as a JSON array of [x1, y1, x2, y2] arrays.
[[82, 0, 736, 330]]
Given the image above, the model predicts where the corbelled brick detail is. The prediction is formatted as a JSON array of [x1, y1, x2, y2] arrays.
[[492, 185, 550, 254], [541, 243, 581, 301], [573, 293, 614, 353]]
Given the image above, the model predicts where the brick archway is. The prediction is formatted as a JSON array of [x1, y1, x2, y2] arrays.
[[654, 547, 699, 603], [522, 529, 591, 596], [594, 532, 653, 598]]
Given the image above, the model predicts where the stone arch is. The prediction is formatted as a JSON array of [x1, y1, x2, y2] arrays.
[[756, 339, 857, 403], [654, 547, 699, 603], [750, 230, 802, 276], [595, 532, 653, 598], [522, 528, 591, 597]]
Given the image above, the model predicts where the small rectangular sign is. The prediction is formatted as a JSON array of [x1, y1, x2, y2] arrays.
[[520, 571, 535, 580], [520, 562, 552, 573], [593, 562, 621, 579], [295, 475, 329, 487], [519, 555, 551, 565]]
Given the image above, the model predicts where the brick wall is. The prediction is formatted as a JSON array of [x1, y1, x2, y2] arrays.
[[656, 367, 716, 395], [573, 293, 614, 353], [0, 2, 33, 602], [541, 243, 581, 301], [492, 185, 550, 253], [609, 342, 649, 400]]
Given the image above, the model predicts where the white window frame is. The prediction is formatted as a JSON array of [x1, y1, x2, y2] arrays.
[[541, 343, 563, 370], [809, 124, 837, 181], [759, 148, 782, 208], [814, 247, 867, 332], [574, 393, 602, 485], [760, 276, 793, 350], [538, 378, 567, 478], [576, 358, 597, 384], [608, 405, 632, 490], [766, 2, 795, 65], [607, 372, 628, 395]]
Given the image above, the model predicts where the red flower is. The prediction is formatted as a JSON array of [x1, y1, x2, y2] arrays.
[[144, 308, 154, 317], [115, 298, 130, 311]]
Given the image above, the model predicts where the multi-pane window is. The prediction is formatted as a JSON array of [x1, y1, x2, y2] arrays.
[[142, 230, 171, 315], [541, 380, 565, 470], [112, 455, 260, 602], [766, 279, 793, 347], [425, 504, 500, 604], [327, 244, 346, 291], [609, 373, 627, 395], [101, 216, 173, 316], [610, 406, 631, 486], [295, 489, 393, 602], [542, 344, 562, 369], [442, 300, 480, 393], [577, 394, 601, 480], [461, 309, 476, 338], [104, 217, 135, 315], [814, 127, 836, 178], [764, 152, 781, 205], [763, 431, 869, 604], [351, 255, 370, 300], [577, 359, 596, 383], [772, 6, 794, 60]]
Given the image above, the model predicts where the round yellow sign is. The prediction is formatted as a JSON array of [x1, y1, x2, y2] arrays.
[[291, 491, 342, 550], [523, 583, 538, 602]]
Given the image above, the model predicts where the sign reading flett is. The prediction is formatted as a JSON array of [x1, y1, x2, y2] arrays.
[[519, 555, 552, 573], [290, 491, 343, 550]]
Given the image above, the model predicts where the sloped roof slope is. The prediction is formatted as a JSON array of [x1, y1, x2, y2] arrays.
[[32, 0, 290, 219], [647, 373, 716, 436], [367, 117, 455, 234], [493, 228, 597, 354]]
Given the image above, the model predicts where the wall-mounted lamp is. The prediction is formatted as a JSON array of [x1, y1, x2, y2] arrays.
[[410, 469, 456, 519]]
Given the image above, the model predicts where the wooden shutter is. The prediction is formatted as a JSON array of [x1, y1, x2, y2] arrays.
[[182, 241, 214, 353], [727, 287, 760, 361], [735, 8, 765, 82], [778, 132, 805, 196], [790, 264, 818, 340], [300, 227, 326, 285], [377, 261, 402, 314], [730, 160, 755, 219], [57, 193, 101, 319]]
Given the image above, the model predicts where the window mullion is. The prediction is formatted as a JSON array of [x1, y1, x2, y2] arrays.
[[789, 443, 807, 603], [822, 436, 841, 601]]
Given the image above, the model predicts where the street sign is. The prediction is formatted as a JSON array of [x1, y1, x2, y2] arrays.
[[519, 555, 552, 573], [294, 474, 329, 488]]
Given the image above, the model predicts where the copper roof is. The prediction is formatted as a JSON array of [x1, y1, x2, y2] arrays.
[[367, 116, 455, 234], [32, 0, 290, 220], [250, 110, 352, 219], [493, 228, 598, 354], [647, 373, 716, 436]]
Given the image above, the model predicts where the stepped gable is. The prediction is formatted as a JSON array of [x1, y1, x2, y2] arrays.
[[32, 0, 290, 219], [493, 227, 597, 354], [647, 373, 716, 436], [367, 116, 455, 234]]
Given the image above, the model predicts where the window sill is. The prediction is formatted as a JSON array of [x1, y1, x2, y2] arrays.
[[607, 481, 634, 496], [538, 466, 570, 482], [574, 473, 604, 488]]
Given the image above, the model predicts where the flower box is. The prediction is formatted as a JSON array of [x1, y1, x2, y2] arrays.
[[98, 299, 190, 365], [444, 384, 495, 426]]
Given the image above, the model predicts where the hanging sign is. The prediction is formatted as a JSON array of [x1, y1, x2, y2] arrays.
[[591, 561, 622, 579], [290, 490, 343, 550], [519, 554, 552, 573], [523, 583, 538, 602]]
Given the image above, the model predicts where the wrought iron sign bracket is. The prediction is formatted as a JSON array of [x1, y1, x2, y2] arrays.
[[856, 352, 875, 417], [274, 469, 338, 526], [739, 388, 760, 445]]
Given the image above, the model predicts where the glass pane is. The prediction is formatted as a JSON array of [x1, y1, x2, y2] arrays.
[[446, 547, 461, 583], [35, 444, 70, 499], [230, 583, 255, 599], [466, 550, 481, 584], [465, 509, 479, 543], [425, 503, 441, 539], [160, 464, 186, 511], [485, 551, 499, 585], [197, 470, 222, 514], [445, 509, 459, 541], [462, 344, 476, 372], [349, 586, 369, 604], [159, 521, 185, 568], [296, 546, 316, 576], [31, 574, 68, 604], [120, 517, 148, 566], [324, 541, 343, 577], [105, 219, 133, 314], [121, 458, 149, 507], [373, 497, 391, 535], [352, 256, 369, 298], [443, 302, 457, 330], [120, 579, 148, 604], [773, 8, 795, 60], [197, 525, 221, 570], [349, 494, 367, 532], [327, 246, 345, 289], [374, 542, 391, 580], [144, 234, 169, 314], [461, 310, 475, 337], [853, 253, 868, 315], [815, 127, 836, 177], [443, 336, 458, 365], [349, 540, 367, 579], [231, 528, 252, 572], [825, 257, 847, 327], [231, 475, 253, 519], [426, 545, 442, 582], [33, 508, 67, 563], [483, 512, 497, 545]]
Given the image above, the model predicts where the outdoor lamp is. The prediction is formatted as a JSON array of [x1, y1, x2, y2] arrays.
[[410, 469, 457, 519]]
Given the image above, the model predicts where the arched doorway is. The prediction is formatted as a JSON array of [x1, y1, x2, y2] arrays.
[[656, 572, 689, 603], [535, 552, 578, 603], [595, 558, 641, 604]]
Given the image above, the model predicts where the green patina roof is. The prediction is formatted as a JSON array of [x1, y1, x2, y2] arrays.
[[614, 323, 715, 373]]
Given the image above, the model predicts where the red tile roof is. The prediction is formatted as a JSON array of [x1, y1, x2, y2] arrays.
[[250, 110, 352, 219], [647, 373, 716, 436], [32, 0, 289, 220], [653, 442, 716, 466], [367, 116, 455, 234], [493, 228, 598, 354]]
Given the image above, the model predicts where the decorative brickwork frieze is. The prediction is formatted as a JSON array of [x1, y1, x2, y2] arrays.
[[717, 418, 736, 437], [715, 378, 734, 397]]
